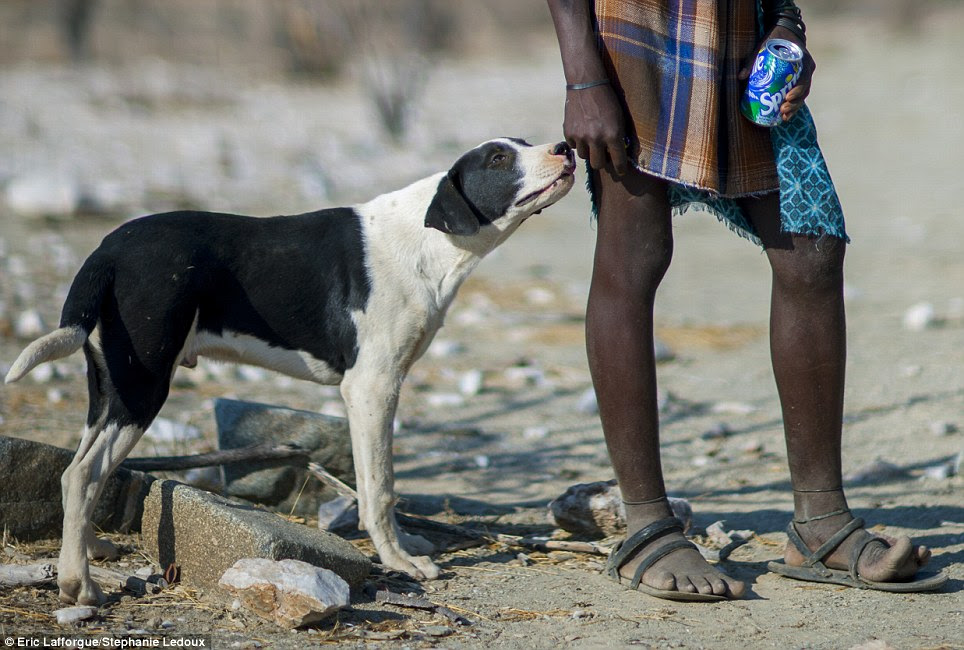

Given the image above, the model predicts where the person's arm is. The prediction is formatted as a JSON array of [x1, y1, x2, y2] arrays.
[[547, 0, 628, 174]]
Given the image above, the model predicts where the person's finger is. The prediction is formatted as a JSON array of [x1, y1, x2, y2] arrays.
[[608, 138, 628, 176], [588, 142, 607, 170]]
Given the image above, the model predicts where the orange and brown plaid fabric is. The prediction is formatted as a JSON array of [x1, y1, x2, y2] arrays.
[[594, 0, 778, 196]]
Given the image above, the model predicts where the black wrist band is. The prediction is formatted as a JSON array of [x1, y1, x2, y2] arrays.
[[775, 16, 807, 42], [566, 79, 610, 91]]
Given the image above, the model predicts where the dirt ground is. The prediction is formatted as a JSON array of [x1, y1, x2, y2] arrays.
[[0, 6, 962, 650]]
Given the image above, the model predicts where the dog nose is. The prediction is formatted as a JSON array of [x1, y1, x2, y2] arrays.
[[552, 141, 571, 156]]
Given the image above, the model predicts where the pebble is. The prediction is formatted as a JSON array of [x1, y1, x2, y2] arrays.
[[575, 387, 598, 414], [930, 421, 959, 436], [473, 454, 490, 468], [458, 369, 484, 396], [919, 453, 961, 480], [902, 302, 936, 331], [14, 309, 45, 338], [426, 392, 466, 408], [523, 426, 549, 440], [30, 363, 56, 384], [428, 339, 465, 358], [524, 286, 555, 305], [710, 401, 757, 415], [144, 417, 201, 443], [700, 422, 732, 440], [55, 606, 98, 625], [317, 495, 359, 533]]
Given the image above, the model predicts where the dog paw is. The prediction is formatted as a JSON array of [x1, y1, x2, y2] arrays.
[[399, 531, 435, 556], [58, 576, 105, 606], [411, 555, 441, 580]]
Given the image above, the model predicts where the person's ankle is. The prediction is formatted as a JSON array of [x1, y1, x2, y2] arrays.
[[622, 497, 676, 531]]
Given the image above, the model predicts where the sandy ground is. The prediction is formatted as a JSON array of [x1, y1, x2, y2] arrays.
[[0, 7, 962, 650]]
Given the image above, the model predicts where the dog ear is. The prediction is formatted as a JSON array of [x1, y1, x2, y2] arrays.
[[424, 172, 481, 236]]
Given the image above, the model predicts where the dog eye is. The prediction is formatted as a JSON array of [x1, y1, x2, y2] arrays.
[[488, 153, 507, 166]]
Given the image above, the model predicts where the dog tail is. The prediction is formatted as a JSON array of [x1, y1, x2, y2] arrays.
[[5, 254, 112, 384]]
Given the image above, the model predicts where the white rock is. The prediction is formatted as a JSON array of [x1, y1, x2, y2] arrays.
[[523, 426, 549, 440], [575, 387, 598, 414], [218, 558, 349, 628], [427, 339, 465, 358], [473, 454, 490, 468], [523, 287, 555, 306], [30, 363, 56, 384], [930, 421, 958, 437], [902, 302, 936, 331], [14, 309, 45, 338], [237, 365, 268, 382], [653, 338, 675, 362], [5, 173, 80, 217], [144, 417, 201, 443], [426, 392, 465, 408], [458, 369, 484, 396], [54, 606, 98, 625], [710, 401, 757, 416]]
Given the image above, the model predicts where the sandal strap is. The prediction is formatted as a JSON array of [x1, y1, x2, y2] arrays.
[[629, 539, 697, 590], [606, 517, 683, 578], [786, 516, 865, 577], [848, 530, 890, 581]]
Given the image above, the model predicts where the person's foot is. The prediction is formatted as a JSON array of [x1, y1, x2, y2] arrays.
[[615, 503, 746, 599], [786, 510, 931, 581]]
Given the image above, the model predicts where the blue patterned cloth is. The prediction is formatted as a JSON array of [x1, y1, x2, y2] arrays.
[[668, 97, 848, 246]]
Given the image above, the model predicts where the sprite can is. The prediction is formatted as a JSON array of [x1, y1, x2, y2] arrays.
[[741, 38, 804, 127]]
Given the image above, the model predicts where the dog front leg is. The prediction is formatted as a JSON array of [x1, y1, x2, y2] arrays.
[[341, 372, 440, 580]]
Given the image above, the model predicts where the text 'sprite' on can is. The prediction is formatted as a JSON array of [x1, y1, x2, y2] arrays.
[[740, 38, 804, 127]]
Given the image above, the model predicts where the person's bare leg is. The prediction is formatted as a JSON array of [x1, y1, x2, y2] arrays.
[[741, 193, 930, 580], [587, 166, 744, 598]]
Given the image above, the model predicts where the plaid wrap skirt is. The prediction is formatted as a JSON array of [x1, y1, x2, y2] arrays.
[[589, 0, 848, 244]]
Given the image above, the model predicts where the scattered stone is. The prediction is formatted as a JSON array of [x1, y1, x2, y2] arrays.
[[700, 422, 732, 441], [575, 388, 598, 414], [844, 458, 908, 484], [426, 392, 466, 408], [144, 417, 202, 444], [919, 453, 961, 481], [0, 562, 56, 588], [653, 338, 675, 363], [930, 421, 959, 437], [524, 286, 555, 305], [218, 558, 349, 628], [458, 369, 484, 396], [0, 436, 153, 541], [216, 398, 354, 515], [473, 455, 490, 469], [427, 339, 465, 358], [13, 309, 45, 339], [317, 496, 359, 533], [902, 302, 937, 331], [523, 426, 549, 440], [141, 480, 369, 596], [54, 606, 98, 625], [710, 401, 757, 416], [182, 466, 223, 492], [547, 479, 692, 538], [5, 173, 81, 218]]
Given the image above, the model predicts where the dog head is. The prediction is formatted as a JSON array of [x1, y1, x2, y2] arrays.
[[424, 138, 576, 236]]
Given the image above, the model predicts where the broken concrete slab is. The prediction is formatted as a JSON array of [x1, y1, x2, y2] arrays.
[[218, 558, 349, 628], [215, 398, 354, 515], [0, 435, 153, 541], [140, 480, 370, 598]]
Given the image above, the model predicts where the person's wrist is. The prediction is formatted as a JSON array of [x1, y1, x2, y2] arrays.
[[566, 78, 610, 91]]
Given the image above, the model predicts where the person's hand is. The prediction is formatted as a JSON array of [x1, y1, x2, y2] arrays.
[[739, 27, 815, 123], [563, 83, 628, 175]]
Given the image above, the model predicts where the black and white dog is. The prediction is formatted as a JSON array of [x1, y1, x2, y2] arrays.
[[5, 138, 575, 605]]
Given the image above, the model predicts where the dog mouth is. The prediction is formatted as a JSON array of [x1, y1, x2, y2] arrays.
[[514, 164, 576, 208]]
